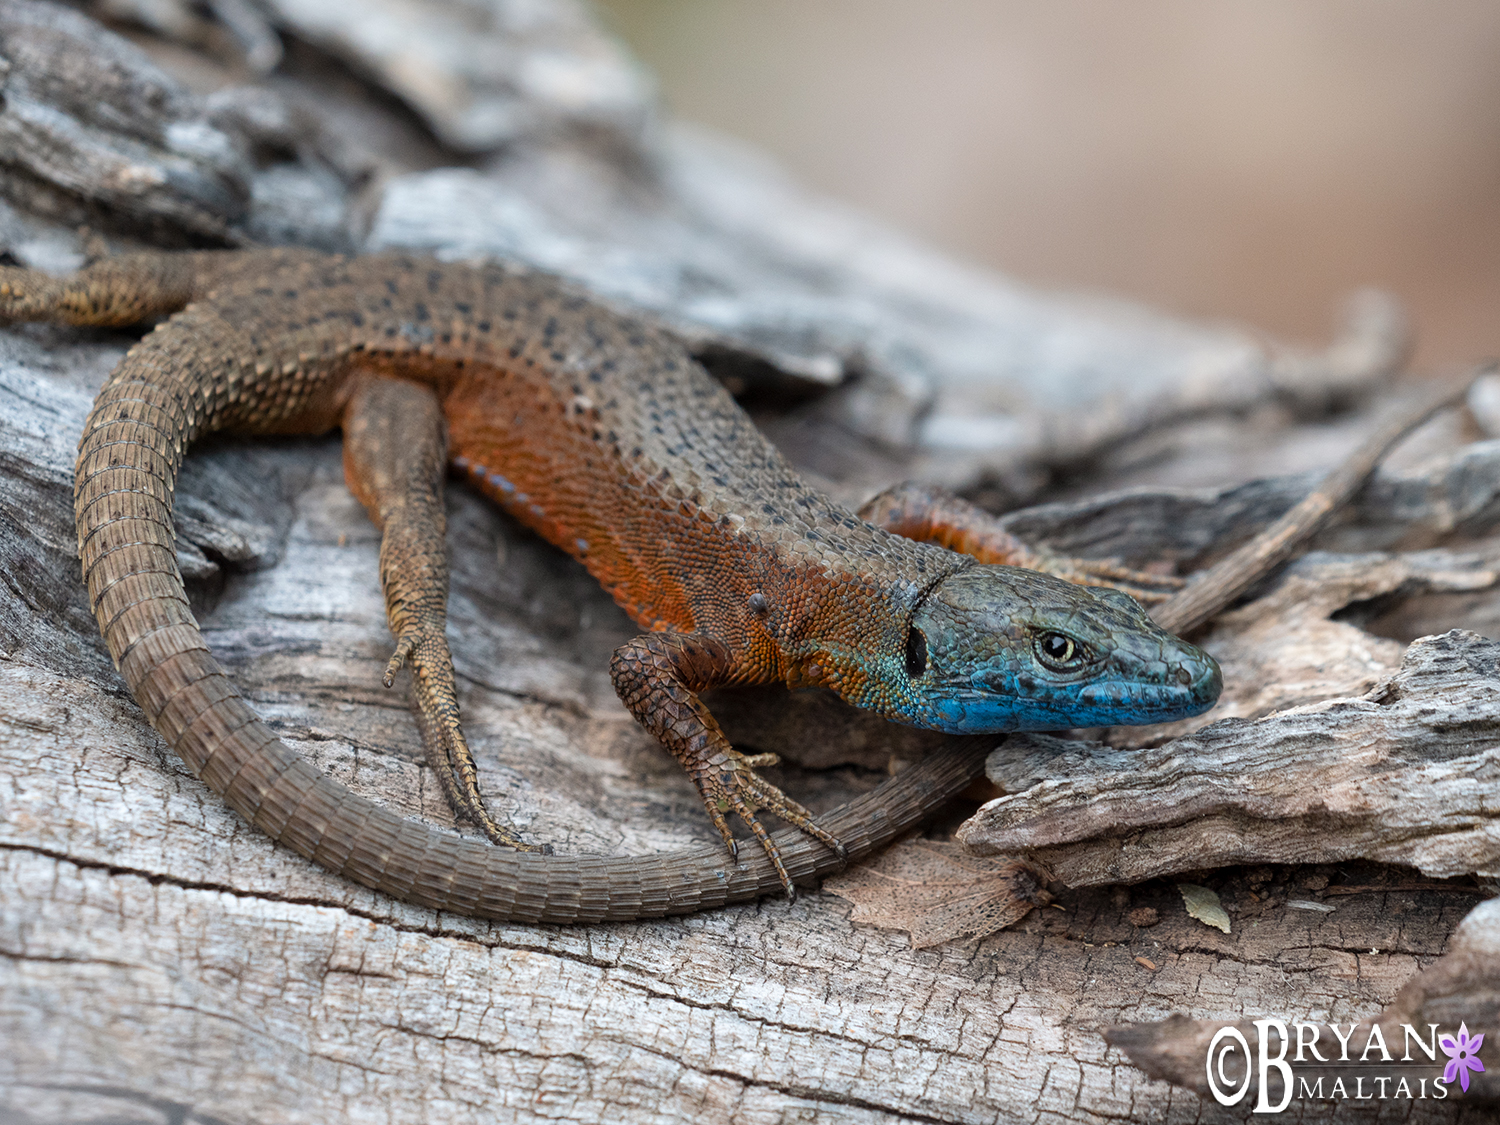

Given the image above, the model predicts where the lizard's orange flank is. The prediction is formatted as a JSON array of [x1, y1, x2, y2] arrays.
[[3, 249, 1219, 922]]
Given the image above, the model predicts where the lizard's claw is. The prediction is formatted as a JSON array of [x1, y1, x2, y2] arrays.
[[382, 630, 417, 688], [857, 481, 1187, 603], [1026, 550, 1185, 605], [344, 376, 549, 852], [692, 749, 847, 900], [387, 620, 550, 854]]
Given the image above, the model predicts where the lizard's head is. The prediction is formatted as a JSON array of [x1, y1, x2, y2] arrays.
[[883, 565, 1220, 732]]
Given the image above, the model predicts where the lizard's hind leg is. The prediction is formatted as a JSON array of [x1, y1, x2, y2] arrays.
[[0, 247, 329, 327], [859, 481, 1184, 604], [0, 254, 205, 325], [342, 376, 545, 852]]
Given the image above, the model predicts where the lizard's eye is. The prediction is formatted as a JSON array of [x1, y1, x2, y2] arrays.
[[1034, 631, 1086, 672], [904, 625, 928, 678]]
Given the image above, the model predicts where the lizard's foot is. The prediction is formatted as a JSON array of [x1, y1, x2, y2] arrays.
[[691, 749, 847, 900], [1021, 548, 1184, 605], [611, 629, 846, 900], [385, 619, 550, 853], [860, 481, 1184, 603]]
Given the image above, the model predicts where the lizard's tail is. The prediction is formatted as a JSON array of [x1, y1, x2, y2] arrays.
[[73, 343, 990, 923]]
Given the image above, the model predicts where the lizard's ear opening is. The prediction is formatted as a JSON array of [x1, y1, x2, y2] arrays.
[[904, 624, 928, 678]]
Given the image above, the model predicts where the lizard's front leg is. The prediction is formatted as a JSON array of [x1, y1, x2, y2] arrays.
[[341, 376, 543, 851], [860, 481, 1183, 603], [610, 632, 847, 897]]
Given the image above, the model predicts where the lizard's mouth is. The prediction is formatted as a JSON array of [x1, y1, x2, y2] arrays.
[[1022, 646, 1223, 726], [931, 640, 1221, 732]]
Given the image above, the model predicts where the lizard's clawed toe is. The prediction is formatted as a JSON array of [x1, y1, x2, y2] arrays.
[[383, 604, 541, 852], [692, 751, 845, 898], [1030, 552, 1185, 604]]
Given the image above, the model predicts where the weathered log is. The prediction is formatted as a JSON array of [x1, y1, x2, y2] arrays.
[[0, 0, 250, 239], [0, 2, 1495, 1122], [961, 629, 1500, 884], [1108, 896, 1500, 1108]]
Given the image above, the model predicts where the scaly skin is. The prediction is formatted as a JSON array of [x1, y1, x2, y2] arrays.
[[2, 249, 1221, 922]]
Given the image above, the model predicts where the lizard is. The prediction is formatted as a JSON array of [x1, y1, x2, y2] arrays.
[[0, 247, 1222, 923]]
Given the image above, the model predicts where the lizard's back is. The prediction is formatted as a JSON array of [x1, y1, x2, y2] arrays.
[[165, 250, 950, 656]]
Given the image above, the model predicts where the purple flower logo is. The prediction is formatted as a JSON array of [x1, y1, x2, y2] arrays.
[[1440, 1023, 1486, 1093]]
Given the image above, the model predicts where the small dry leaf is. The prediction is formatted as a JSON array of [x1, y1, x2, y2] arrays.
[[1177, 883, 1231, 933], [1287, 899, 1335, 913], [823, 840, 1052, 948]]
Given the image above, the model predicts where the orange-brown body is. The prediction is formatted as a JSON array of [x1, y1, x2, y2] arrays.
[[42, 247, 980, 912], [3, 247, 1210, 921], [96, 250, 964, 713]]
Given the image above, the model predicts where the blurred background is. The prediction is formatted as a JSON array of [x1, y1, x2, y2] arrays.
[[598, 0, 1500, 370]]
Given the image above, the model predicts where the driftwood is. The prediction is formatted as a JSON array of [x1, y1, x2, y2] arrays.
[[1149, 373, 1482, 635], [1108, 895, 1500, 1107], [1, 2, 1497, 1122], [0, 0, 250, 240], [963, 627, 1500, 883]]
